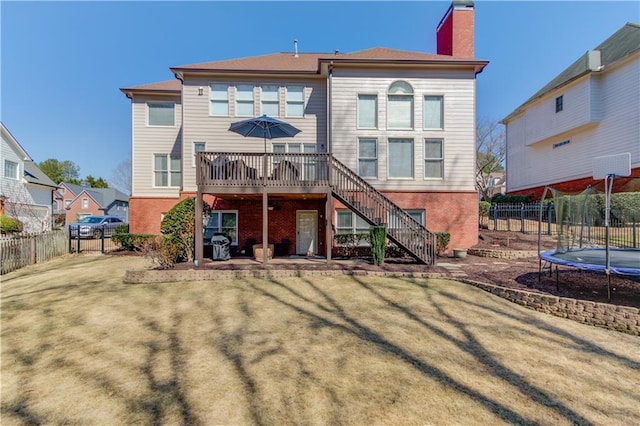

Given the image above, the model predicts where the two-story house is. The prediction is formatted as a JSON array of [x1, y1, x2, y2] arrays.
[[121, 1, 487, 264], [503, 23, 640, 198], [57, 182, 129, 224], [1, 122, 58, 233]]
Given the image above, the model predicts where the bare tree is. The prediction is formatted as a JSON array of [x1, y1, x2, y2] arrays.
[[109, 160, 131, 195], [476, 118, 506, 201]]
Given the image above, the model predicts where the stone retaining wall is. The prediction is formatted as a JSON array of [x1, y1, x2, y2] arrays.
[[467, 248, 538, 259], [124, 268, 444, 284], [461, 279, 640, 336]]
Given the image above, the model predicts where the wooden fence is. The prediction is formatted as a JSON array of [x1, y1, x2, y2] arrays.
[[1, 230, 69, 275]]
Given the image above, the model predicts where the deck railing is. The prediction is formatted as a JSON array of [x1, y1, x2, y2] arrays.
[[196, 152, 437, 264], [197, 152, 330, 188]]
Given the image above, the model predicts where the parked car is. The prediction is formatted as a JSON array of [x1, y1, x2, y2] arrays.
[[68, 216, 126, 239]]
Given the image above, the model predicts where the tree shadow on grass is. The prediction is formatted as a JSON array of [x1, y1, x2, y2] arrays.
[[245, 276, 539, 425]]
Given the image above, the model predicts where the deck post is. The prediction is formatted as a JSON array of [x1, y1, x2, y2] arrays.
[[262, 191, 268, 266], [326, 191, 332, 264], [195, 189, 204, 265]]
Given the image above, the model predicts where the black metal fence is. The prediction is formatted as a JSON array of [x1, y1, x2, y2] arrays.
[[480, 202, 639, 248], [68, 224, 120, 254]]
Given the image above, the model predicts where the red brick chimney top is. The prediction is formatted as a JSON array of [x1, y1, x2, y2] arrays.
[[436, 1, 475, 58]]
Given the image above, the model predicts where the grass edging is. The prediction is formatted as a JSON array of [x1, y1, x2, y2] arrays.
[[458, 278, 640, 336]]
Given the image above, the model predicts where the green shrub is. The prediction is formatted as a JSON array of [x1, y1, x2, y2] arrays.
[[0, 215, 23, 234], [114, 223, 129, 234], [479, 200, 491, 217], [369, 226, 386, 266], [491, 193, 534, 204], [160, 197, 211, 263], [112, 233, 156, 251], [435, 232, 450, 256]]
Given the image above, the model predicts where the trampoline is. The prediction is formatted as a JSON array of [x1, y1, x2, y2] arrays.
[[540, 248, 640, 276]]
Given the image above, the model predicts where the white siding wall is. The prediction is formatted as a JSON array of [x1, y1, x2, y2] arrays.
[[131, 95, 182, 197], [1, 135, 52, 232], [181, 77, 327, 191], [331, 68, 477, 191], [506, 57, 640, 192], [523, 77, 595, 146]]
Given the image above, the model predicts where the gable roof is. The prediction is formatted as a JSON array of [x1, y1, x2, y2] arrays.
[[504, 22, 640, 122], [23, 162, 57, 188], [62, 182, 128, 209], [1, 122, 31, 161]]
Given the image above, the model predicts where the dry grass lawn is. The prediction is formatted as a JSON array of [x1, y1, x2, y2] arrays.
[[2, 255, 639, 425]]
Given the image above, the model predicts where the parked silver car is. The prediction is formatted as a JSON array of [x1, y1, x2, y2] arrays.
[[68, 216, 126, 239]]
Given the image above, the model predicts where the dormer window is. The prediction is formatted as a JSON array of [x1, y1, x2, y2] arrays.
[[388, 81, 414, 129], [555, 95, 563, 113]]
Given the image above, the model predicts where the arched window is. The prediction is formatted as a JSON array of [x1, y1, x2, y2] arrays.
[[387, 81, 414, 129]]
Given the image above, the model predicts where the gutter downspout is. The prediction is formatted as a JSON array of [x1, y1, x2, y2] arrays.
[[326, 61, 334, 264]]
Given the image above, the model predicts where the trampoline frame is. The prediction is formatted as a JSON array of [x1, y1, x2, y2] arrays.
[[537, 174, 639, 300]]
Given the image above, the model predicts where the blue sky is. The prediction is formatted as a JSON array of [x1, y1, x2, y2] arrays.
[[1, 1, 638, 186]]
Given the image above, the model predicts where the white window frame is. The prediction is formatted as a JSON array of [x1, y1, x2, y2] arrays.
[[388, 138, 414, 179], [387, 208, 425, 231], [285, 86, 304, 117], [81, 198, 89, 209], [261, 85, 280, 117], [210, 84, 229, 116], [424, 139, 444, 179], [193, 142, 206, 167], [235, 84, 255, 117], [64, 199, 71, 209], [387, 81, 414, 130], [153, 153, 182, 188], [358, 138, 378, 179], [357, 94, 378, 129], [335, 210, 370, 246], [423, 95, 444, 130], [4, 160, 18, 180], [204, 210, 238, 245], [147, 102, 175, 127]]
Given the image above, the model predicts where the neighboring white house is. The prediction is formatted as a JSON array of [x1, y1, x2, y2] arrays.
[[502, 23, 640, 198], [121, 1, 488, 259], [1, 122, 57, 233]]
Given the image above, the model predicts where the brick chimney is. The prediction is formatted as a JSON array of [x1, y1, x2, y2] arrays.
[[436, 1, 475, 57]]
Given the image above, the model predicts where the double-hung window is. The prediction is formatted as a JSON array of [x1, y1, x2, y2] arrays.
[[388, 139, 414, 178], [147, 103, 175, 126], [336, 210, 370, 246], [204, 211, 238, 245], [286, 86, 304, 117], [555, 95, 563, 113], [388, 208, 425, 231], [423, 96, 443, 129], [236, 84, 254, 116], [387, 81, 413, 129], [210, 84, 229, 116], [193, 142, 205, 167], [261, 85, 279, 116], [424, 139, 444, 179], [272, 143, 316, 179], [358, 138, 377, 178], [357, 94, 377, 129], [81, 198, 89, 209], [4, 160, 18, 179], [154, 154, 181, 187]]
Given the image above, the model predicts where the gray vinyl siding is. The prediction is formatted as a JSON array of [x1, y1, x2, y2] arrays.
[[181, 77, 327, 191], [331, 68, 478, 191], [506, 55, 640, 192], [131, 95, 182, 197]]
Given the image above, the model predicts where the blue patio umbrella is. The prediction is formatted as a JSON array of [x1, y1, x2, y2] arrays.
[[229, 115, 301, 152]]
